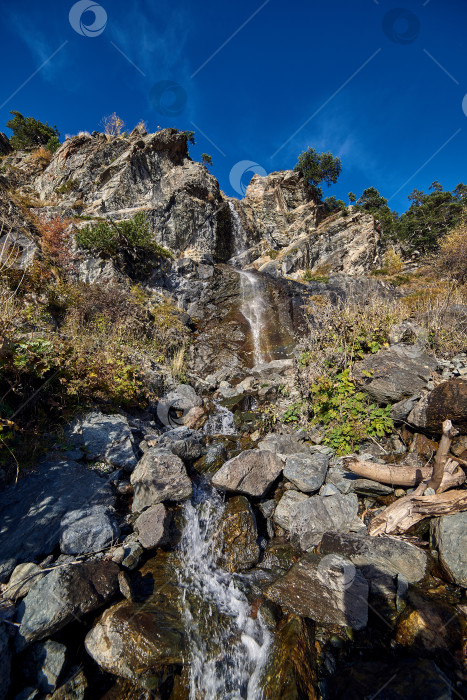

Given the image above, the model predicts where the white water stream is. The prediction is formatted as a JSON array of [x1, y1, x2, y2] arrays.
[[238, 270, 269, 367], [178, 484, 272, 699], [203, 400, 236, 435]]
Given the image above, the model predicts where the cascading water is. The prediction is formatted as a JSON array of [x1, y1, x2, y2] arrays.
[[178, 483, 272, 699], [228, 201, 247, 256], [238, 270, 270, 366], [203, 400, 236, 435]]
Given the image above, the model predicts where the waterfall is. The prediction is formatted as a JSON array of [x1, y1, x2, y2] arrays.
[[178, 484, 271, 700], [238, 270, 270, 366], [203, 400, 236, 435], [228, 201, 247, 256]]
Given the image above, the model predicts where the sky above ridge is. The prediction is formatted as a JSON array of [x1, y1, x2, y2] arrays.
[[1, 0, 466, 213]]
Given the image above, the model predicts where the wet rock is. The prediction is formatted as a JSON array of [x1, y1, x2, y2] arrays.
[[80, 412, 138, 471], [431, 511, 467, 586], [134, 504, 168, 549], [22, 640, 67, 693], [266, 553, 369, 630], [0, 623, 10, 700], [395, 594, 461, 652], [258, 539, 301, 574], [215, 496, 259, 572], [59, 506, 120, 555], [283, 453, 329, 493], [353, 346, 437, 404], [408, 377, 467, 434], [193, 442, 227, 476], [320, 532, 427, 583], [130, 448, 192, 512], [0, 459, 114, 582], [330, 659, 453, 700], [260, 614, 318, 700], [16, 560, 119, 647], [3, 563, 45, 601], [274, 491, 359, 550], [85, 554, 184, 690], [211, 449, 283, 497]]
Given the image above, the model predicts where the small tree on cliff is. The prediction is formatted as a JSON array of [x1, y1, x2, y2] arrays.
[[6, 111, 60, 152], [294, 147, 342, 200]]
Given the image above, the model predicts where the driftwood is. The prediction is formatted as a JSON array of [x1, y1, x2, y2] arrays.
[[367, 418, 467, 536], [345, 458, 465, 490], [369, 489, 467, 536]]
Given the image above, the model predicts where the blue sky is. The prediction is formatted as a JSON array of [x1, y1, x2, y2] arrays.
[[1, 0, 466, 212]]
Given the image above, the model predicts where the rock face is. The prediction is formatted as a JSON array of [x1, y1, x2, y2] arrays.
[[237, 170, 320, 249], [0, 459, 114, 582], [266, 553, 369, 630], [215, 496, 259, 572], [59, 506, 120, 555], [408, 378, 467, 434], [35, 129, 233, 261], [431, 511, 467, 586], [130, 448, 192, 512], [211, 449, 283, 497], [320, 532, 428, 583], [0, 132, 12, 155], [354, 345, 437, 404], [274, 491, 359, 550], [16, 561, 119, 647], [258, 210, 381, 278]]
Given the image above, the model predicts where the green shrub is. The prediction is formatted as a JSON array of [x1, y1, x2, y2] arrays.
[[76, 212, 171, 259], [6, 111, 60, 151]]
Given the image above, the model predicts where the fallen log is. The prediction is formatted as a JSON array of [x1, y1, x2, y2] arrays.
[[369, 489, 467, 536], [345, 458, 465, 490]]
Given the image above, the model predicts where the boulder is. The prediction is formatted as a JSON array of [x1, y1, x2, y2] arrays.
[[156, 427, 204, 462], [49, 670, 88, 699], [320, 532, 427, 583], [215, 496, 259, 572], [258, 433, 311, 458], [274, 491, 359, 550], [16, 560, 119, 647], [22, 640, 67, 693], [130, 448, 192, 512], [3, 563, 45, 601], [395, 594, 461, 652], [211, 449, 283, 497], [134, 504, 168, 549], [273, 490, 309, 532], [431, 511, 467, 586], [59, 506, 120, 555], [0, 459, 114, 582], [80, 412, 137, 471], [265, 553, 369, 630], [353, 346, 437, 404], [283, 453, 329, 493], [408, 378, 467, 434]]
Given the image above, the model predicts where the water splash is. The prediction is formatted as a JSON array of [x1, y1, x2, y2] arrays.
[[203, 400, 236, 435], [178, 484, 271, 699]]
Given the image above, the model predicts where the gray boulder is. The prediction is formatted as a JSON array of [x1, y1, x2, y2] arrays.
[[320, 532, 427, 583], [211, 449, 283, 497], [274, 491, 359, 550], [353, 346, 437, 404], [134, 504, 168, 549], [156, 427, 204, 462], [22, 640, 67, 693], [274, 490, 309, 532], [431, 512, 467, 586], [80, 412, 137, 471], [266, 553, 369, 630], [59, 506, 120, 555], [283, 452, 329, 493], [16, 560, 119, 648], [0, 459, 114, 582], [3, 563, 45, 601], [130, 448, 192, 512]]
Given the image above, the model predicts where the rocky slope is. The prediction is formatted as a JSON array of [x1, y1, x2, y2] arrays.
[[0, 128, 466, 699]]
